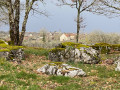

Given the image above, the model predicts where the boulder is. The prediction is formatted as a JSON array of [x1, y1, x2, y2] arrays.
[[37, 62, 86, 77], [49, 43, 100, 64]]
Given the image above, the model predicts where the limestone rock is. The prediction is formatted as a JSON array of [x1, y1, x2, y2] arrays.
[[49, 45, 100, 64], [37, 62, 86, 77]]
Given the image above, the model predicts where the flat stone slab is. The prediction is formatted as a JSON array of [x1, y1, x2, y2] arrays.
[[37, 62, 86, 77]]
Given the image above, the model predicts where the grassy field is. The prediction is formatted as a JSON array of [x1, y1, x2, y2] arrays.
[[0, 47, 120, 90]]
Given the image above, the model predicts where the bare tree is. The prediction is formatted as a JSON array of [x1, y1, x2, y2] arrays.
[[0, 0, 45, 45], [58, 0, 96, 43], [89, 0, 120, 17]]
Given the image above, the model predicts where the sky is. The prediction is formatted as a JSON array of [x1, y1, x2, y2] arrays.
[[0, 0, 120, 33]]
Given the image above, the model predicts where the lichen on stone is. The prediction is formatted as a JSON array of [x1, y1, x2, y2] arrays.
[[49, 62, 63, 66], [61, 42, 89, 48], [49, 48, 65, 53], [0, 39, 23, 52]]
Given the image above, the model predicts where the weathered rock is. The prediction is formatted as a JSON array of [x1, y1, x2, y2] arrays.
[[0, 48, 24, 62], [37, 62, 86, 77], [49, 45, 100, 64]]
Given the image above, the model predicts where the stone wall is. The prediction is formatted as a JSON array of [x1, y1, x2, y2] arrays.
[[0, 48, 24, 61], [49, 46, 100, 64]]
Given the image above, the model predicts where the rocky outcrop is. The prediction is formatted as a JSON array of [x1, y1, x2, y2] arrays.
[[49, 45, 100, 64], [0, 48, 24, 61], [37, 62, 86, 77], [0, 40, 24, 61]]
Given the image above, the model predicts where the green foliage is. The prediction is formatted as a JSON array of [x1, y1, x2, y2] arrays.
[[49, 76, 71, 83]]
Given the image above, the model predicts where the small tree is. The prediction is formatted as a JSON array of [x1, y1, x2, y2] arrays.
[[58, 0, 96, 43], [39, 28, 48, 43]]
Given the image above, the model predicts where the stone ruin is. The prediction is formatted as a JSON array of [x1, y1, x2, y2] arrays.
[[49, 43, 100, 64], [0, 40, 24, 62]]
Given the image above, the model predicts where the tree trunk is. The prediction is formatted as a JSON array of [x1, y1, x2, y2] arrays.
[[8, 0, 15, 44], [14, 0, 20, 45], [19, 0, 34, 45], [76, 6, 80, 43]]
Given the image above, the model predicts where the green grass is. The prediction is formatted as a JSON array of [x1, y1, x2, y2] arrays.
[[55, 83, 82, 90], [16, 71, 37, 79], [49, 76, 71, 83], [1, 47, 120, 90], [24, 47, 49, 58]]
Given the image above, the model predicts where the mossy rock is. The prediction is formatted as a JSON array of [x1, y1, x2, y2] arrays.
[[111, 44, 120, 51], [61, 42, 89, 48], [49, 48, 65, 53], [91, 43, 111, 54], [0, 40, 23, 52], [50, 42, 89, 53], [94, 43, 111, 46], [0, 49, 10, 52], [48, 62, 63, 66], [0, 40, 6, 44], [7, 41, 14, 45]]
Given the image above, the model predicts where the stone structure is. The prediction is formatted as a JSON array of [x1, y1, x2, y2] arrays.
[[0, 48, 24, 61], [49, 46, 100, 64], [37, 62, 86, 77]]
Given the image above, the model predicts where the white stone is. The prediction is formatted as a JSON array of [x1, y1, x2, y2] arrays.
[[37, 64, 49, 73], [56, 69, 63, 76], [115, 62, 120, 71], [37, 63, 86, 77], [47, 65, 57, 75]]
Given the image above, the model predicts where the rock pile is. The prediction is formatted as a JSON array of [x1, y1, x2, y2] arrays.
[[49, 43, 100, 64], [37, 62, 86, 77]]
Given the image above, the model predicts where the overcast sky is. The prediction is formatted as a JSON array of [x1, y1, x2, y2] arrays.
[[0, 0, 120, 33]]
